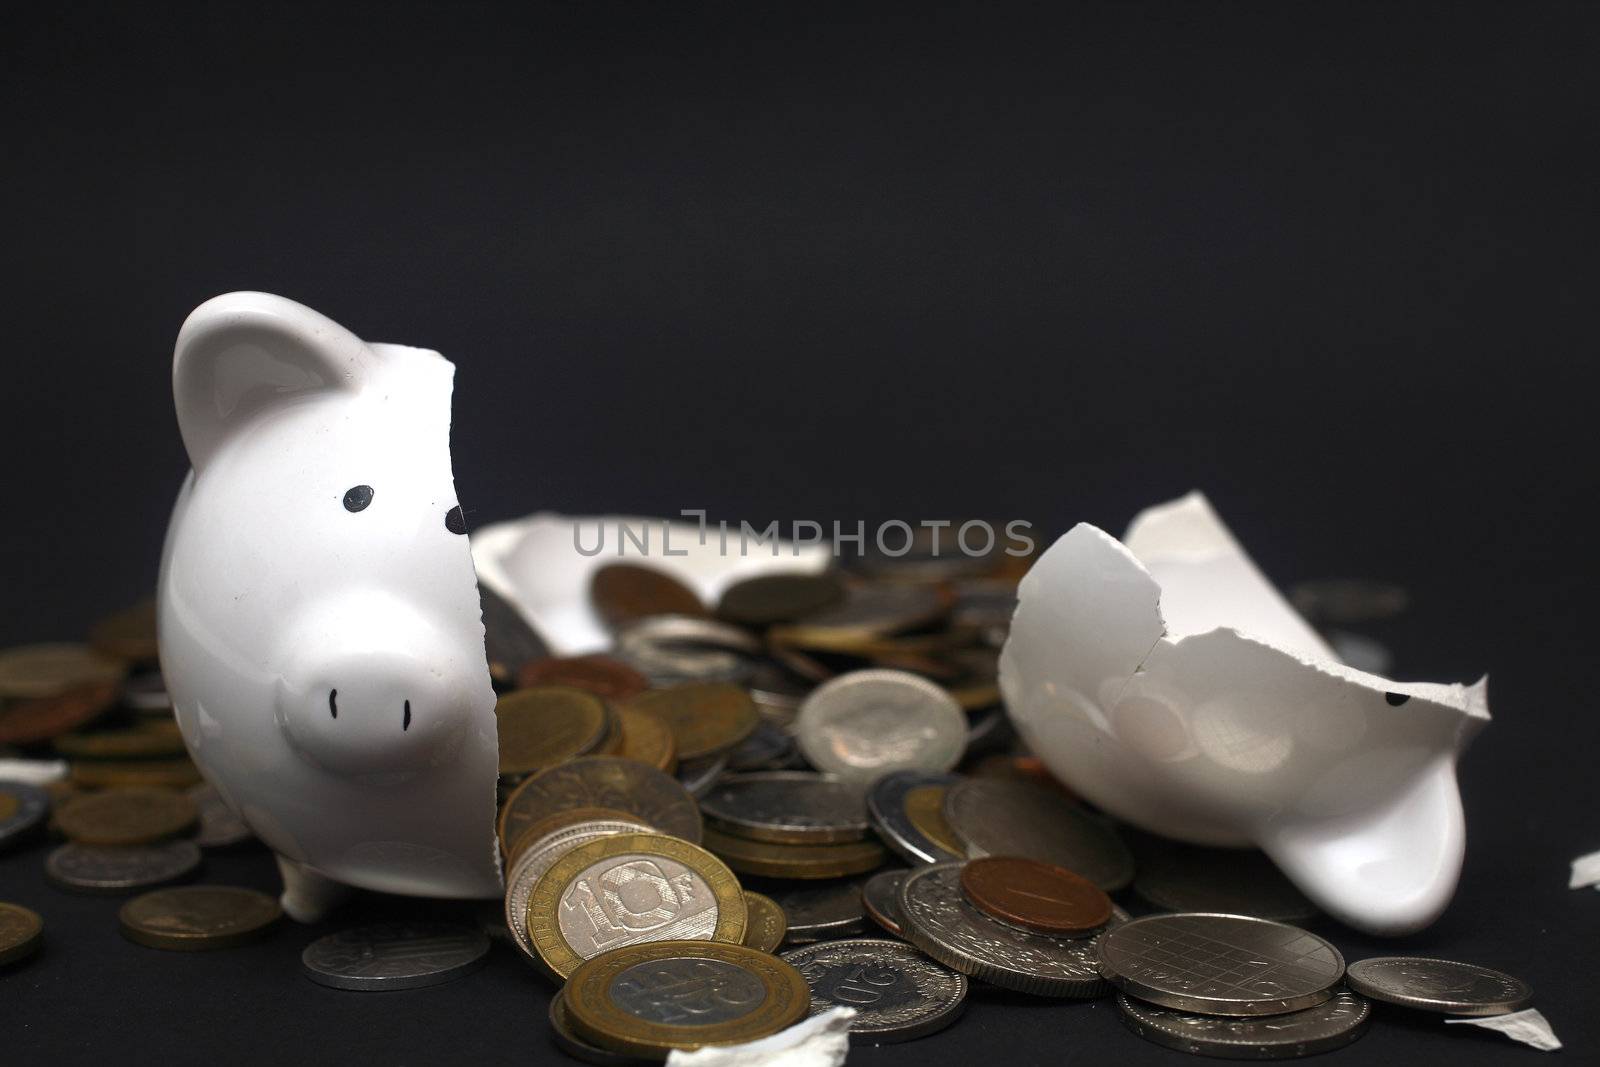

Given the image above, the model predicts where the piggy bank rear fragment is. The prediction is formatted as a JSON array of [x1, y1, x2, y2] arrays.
[[157, 292, 502, 920]]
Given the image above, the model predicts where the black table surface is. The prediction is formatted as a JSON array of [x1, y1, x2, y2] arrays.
[[3, 2, 1597, 1063]]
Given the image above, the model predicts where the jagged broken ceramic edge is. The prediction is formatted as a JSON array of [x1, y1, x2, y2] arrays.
[[999, 491, 1490, 934], [472, 513, 832, 655]]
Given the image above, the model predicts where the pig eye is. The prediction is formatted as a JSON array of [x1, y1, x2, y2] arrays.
[[445, 505, 467, 535], [343, 485, 375, 512]]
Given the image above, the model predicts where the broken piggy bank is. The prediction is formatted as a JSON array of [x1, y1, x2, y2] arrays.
[[157, 292, 501, 921], [999, 492, 1489, 935]]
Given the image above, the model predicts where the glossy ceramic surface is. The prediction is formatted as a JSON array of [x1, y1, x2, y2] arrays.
[[158, 292, 501, 920], [999, 492, 1489, 935]]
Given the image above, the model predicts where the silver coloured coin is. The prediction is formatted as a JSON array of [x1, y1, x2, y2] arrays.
[[796, 670, 966, 786], [186, 783, 254, 848], [301, 921, 489, 991], [675, 753, 728, 798], [615, 615, 761, 684], [861, 870, 909, 937], [943, 779, 1134, 890], [766, 877, 870, 943], [747, 661, 811, 728], [1132, 844, 1316, 923], [1344, 956, 1533, 1016], [725, 721, 798, 772], [45, 840, 202, 894], [504, 817, 652, 963], [121, 671, 174, 712], [782, 938, 967, 1043], [866, 770, 964, 865], [700, 772, 868, 844], [897, 862, 1111, 997], [0, 781, 50, 849], [1099, 914, 1344, 1016], [1118, 990, 1371, 1059]]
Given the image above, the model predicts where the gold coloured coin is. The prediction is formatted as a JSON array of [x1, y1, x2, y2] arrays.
[[54, 719, 187, 761], [701, 826, 887, 880], [497, 756, 703, 856], [526, 832, 746, 979], [54, 787, 197, 845], [496, 686, 612, 778], [0, 643, 125, 699], [564, 940, 811, 1058], [903, 785, 964, 856], [68, 759, 202, 791], [118, 886, 282, 950], [741, 891, 787, 953], [88, 600, 160, 663], [616, 707, 677, 773], [0, 901, 44, 966], [627, 683, 757, 761]]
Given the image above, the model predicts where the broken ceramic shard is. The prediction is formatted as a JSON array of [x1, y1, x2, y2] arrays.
[[472, 514, 832, 655], [158, 292, 502, 921], [664, 1006, 854, 1067], [999, 491, 1489, 936]]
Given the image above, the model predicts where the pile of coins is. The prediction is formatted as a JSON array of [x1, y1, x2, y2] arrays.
[[0, 563, 1548, 1060]]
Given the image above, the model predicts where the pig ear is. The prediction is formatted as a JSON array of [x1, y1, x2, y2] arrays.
[[173, 292, 376, 471]]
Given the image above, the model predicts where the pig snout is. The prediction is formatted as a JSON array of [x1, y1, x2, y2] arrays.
[[276, 594, 479, 778]]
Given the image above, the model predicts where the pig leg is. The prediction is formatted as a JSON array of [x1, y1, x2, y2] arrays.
[[274, 854, 351, 922]]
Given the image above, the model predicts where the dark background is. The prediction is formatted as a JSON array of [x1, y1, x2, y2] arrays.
[[2, 2, 1597, 1063]]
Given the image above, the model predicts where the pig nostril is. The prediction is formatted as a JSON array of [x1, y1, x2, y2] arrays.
[[329, 689, 338, 718], [403, 700, 411, 731]]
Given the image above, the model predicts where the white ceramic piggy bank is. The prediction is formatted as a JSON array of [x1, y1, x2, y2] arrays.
[[158, 292, 501, 921]]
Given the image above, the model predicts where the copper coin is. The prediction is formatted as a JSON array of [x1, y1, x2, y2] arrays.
[[516, 655, 651, 701], [589, 564, 705, 628], [0, 680, 120, 745], [89, 600, 161, 663], [626, 682, 757, 761], [959, 856, 1112, 936]]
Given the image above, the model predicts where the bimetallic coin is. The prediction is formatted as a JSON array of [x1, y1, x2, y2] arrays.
[[943, 779, 1134, 891], [764, 877, 871, 943], [1132, 843, 1317, 923], [526, 833, 746, 979], [550, 990, 655, 1066], [301, 922, 489, 990], [495, 686, 612, 777], [716, 574, 846, 627], [518, 655, 650, 701], [498, 756, 702, 854], [118, 885, 282, 950], [187, 783, 254, 848], [54, 787, 198, 846], [615, 707, 678, 773], [741, 891, 787, 953], [782, 938, 967, 1043], [699, 772, 868, 844], [1099, 914, 1344, 1016], [961, 857, 1112, 937], [1119, 990, 1371, 1059], [795, 670, 966, 786], [866, 771, 965, 866], [0, 901, 44, 966], [861, 870, 908, 938], [902, 785, 964, 857], [591, 563, 707, 628], [1344, 957, 1533, 1016], [0, 643, 125, 699], [504, 815, 654, 964], [563, 940, 811, 1057], [46, 840, 202, 894], [627, 683, 758, 761], [897, 863, 1110, 997], [702, 826, 886, 880], [0, 781, 50, 850]]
